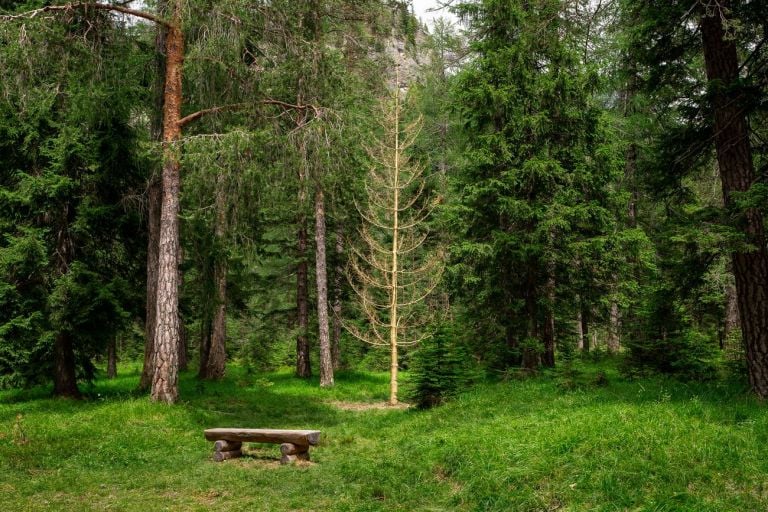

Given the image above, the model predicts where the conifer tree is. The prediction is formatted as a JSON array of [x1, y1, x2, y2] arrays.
[[347, 78, 443, 405]]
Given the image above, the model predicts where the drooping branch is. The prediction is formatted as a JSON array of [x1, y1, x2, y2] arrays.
[[178, 100, 324, 128], [0, 2, 172, 28]]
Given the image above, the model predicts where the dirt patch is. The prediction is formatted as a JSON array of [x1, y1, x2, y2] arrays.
[[328, 401, 410, 411]]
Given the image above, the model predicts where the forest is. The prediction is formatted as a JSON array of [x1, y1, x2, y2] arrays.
[[1, 0, 767, 510]]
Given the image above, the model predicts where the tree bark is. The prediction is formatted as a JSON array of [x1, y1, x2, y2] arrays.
[[331, 223, 343, 370], [52, 207, 79, 398], [150, 11, 184, 404], [107, 338, 117, 379], [608, 300, 620, 353], [139, 0, 167, 392], [140, 179, 162, 390], [701, 4, 768, 399], [198, 313, 212, 379], [205, 173, 229, 380], [296, 152, 311, 378], [576, 309, 584, 351], [315, 187, 334, 387], [53, 332, 80, 398]]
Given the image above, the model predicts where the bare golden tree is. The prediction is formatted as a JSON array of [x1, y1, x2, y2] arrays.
[[346, 76, 443, 406]]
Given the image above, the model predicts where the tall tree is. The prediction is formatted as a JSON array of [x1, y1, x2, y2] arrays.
[[347, 83, 443, 405]]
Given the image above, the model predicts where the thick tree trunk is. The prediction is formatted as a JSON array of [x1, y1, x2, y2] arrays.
[[140, 179, 162, 390], [53, 332, 80, 398], [52, 209, 79, 398], [205, 173, 229, 380], [107, 339, 117, 379], [315, 187, 334, 387], [139, 2, 167, 392], [702, 4, 768, 399], [151, 16, 184, 404], [331, 223, 343, 370]]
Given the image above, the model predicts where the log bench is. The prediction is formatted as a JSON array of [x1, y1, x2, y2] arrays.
[[204, 428, 321, 464]]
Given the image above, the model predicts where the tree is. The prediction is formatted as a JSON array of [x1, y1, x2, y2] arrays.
[[622, 0, 768, 397], [449, 0, 617, 369], [0, 8, 148, 395], [347, 80, 443, 405]]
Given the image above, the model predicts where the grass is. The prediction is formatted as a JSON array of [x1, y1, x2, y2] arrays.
[[1, 361, 767, 511]]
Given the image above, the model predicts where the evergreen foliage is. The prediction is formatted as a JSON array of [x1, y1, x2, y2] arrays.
[[406, 323, 477, 408]]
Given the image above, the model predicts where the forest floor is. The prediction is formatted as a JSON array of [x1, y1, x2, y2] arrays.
[[1, 361, 767, 511]]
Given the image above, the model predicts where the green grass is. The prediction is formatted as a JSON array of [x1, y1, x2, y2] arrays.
[[1, 362, 767, 511]]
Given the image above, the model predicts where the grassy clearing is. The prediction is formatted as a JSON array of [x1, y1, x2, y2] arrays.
[[1, 362, 767, 511]]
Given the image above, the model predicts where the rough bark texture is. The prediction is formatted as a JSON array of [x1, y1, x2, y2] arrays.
[[107, 339, 117, 379], [139, 3, 167, 392], [315, 187, 334, 387], [331, 223, 343, 370], [205, 173, 228, 380], [702, 4, 768, 399], [150, 15, 184, 404], [140, 179, 162, 390]]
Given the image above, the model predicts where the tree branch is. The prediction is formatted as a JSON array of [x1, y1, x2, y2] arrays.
[[0, 2, 172, 28], [178, 100, 323, 128]]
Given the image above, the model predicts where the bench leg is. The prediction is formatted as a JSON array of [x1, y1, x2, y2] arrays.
[[213, 440, 243, 462], [280, 443, 310, 464]]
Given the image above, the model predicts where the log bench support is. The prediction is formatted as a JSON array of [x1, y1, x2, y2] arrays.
[[204, 428, 321, 464]]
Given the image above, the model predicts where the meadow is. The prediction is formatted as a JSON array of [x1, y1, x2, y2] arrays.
[[1, 363, 767, 511]]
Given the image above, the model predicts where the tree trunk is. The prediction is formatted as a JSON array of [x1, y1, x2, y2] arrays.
[[52, 208, 79, 398], [205, 173, 229, 380], [608, 300, 620, 353], [723, 280, 739, 350], [140, 179, 162, 390], [107, 338, 117, 379], [53, 332, 80, 398], [576, 309, 584, 351], [198, 313, 212, 379], [541, 258, 556, 367], [331, 223, 343, 370], [315, 187, 334, 387], [178, 318, 188, 372], [139, 1, 167, 392], [581, 306, 590, 353], [522, 269, 539, 369], [701, 4, 768, 399], [151, 13, 184, 404]]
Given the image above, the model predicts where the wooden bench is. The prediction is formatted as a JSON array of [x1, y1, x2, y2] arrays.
[[204, 428, 321, 464]]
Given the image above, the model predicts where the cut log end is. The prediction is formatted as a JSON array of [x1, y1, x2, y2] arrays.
[[280, 451, 310, 465], [214, 440, 242, 452], [213, 449, 242, 462]]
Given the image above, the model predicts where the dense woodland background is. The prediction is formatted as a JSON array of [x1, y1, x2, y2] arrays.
[[0, 0, 767, 405]]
